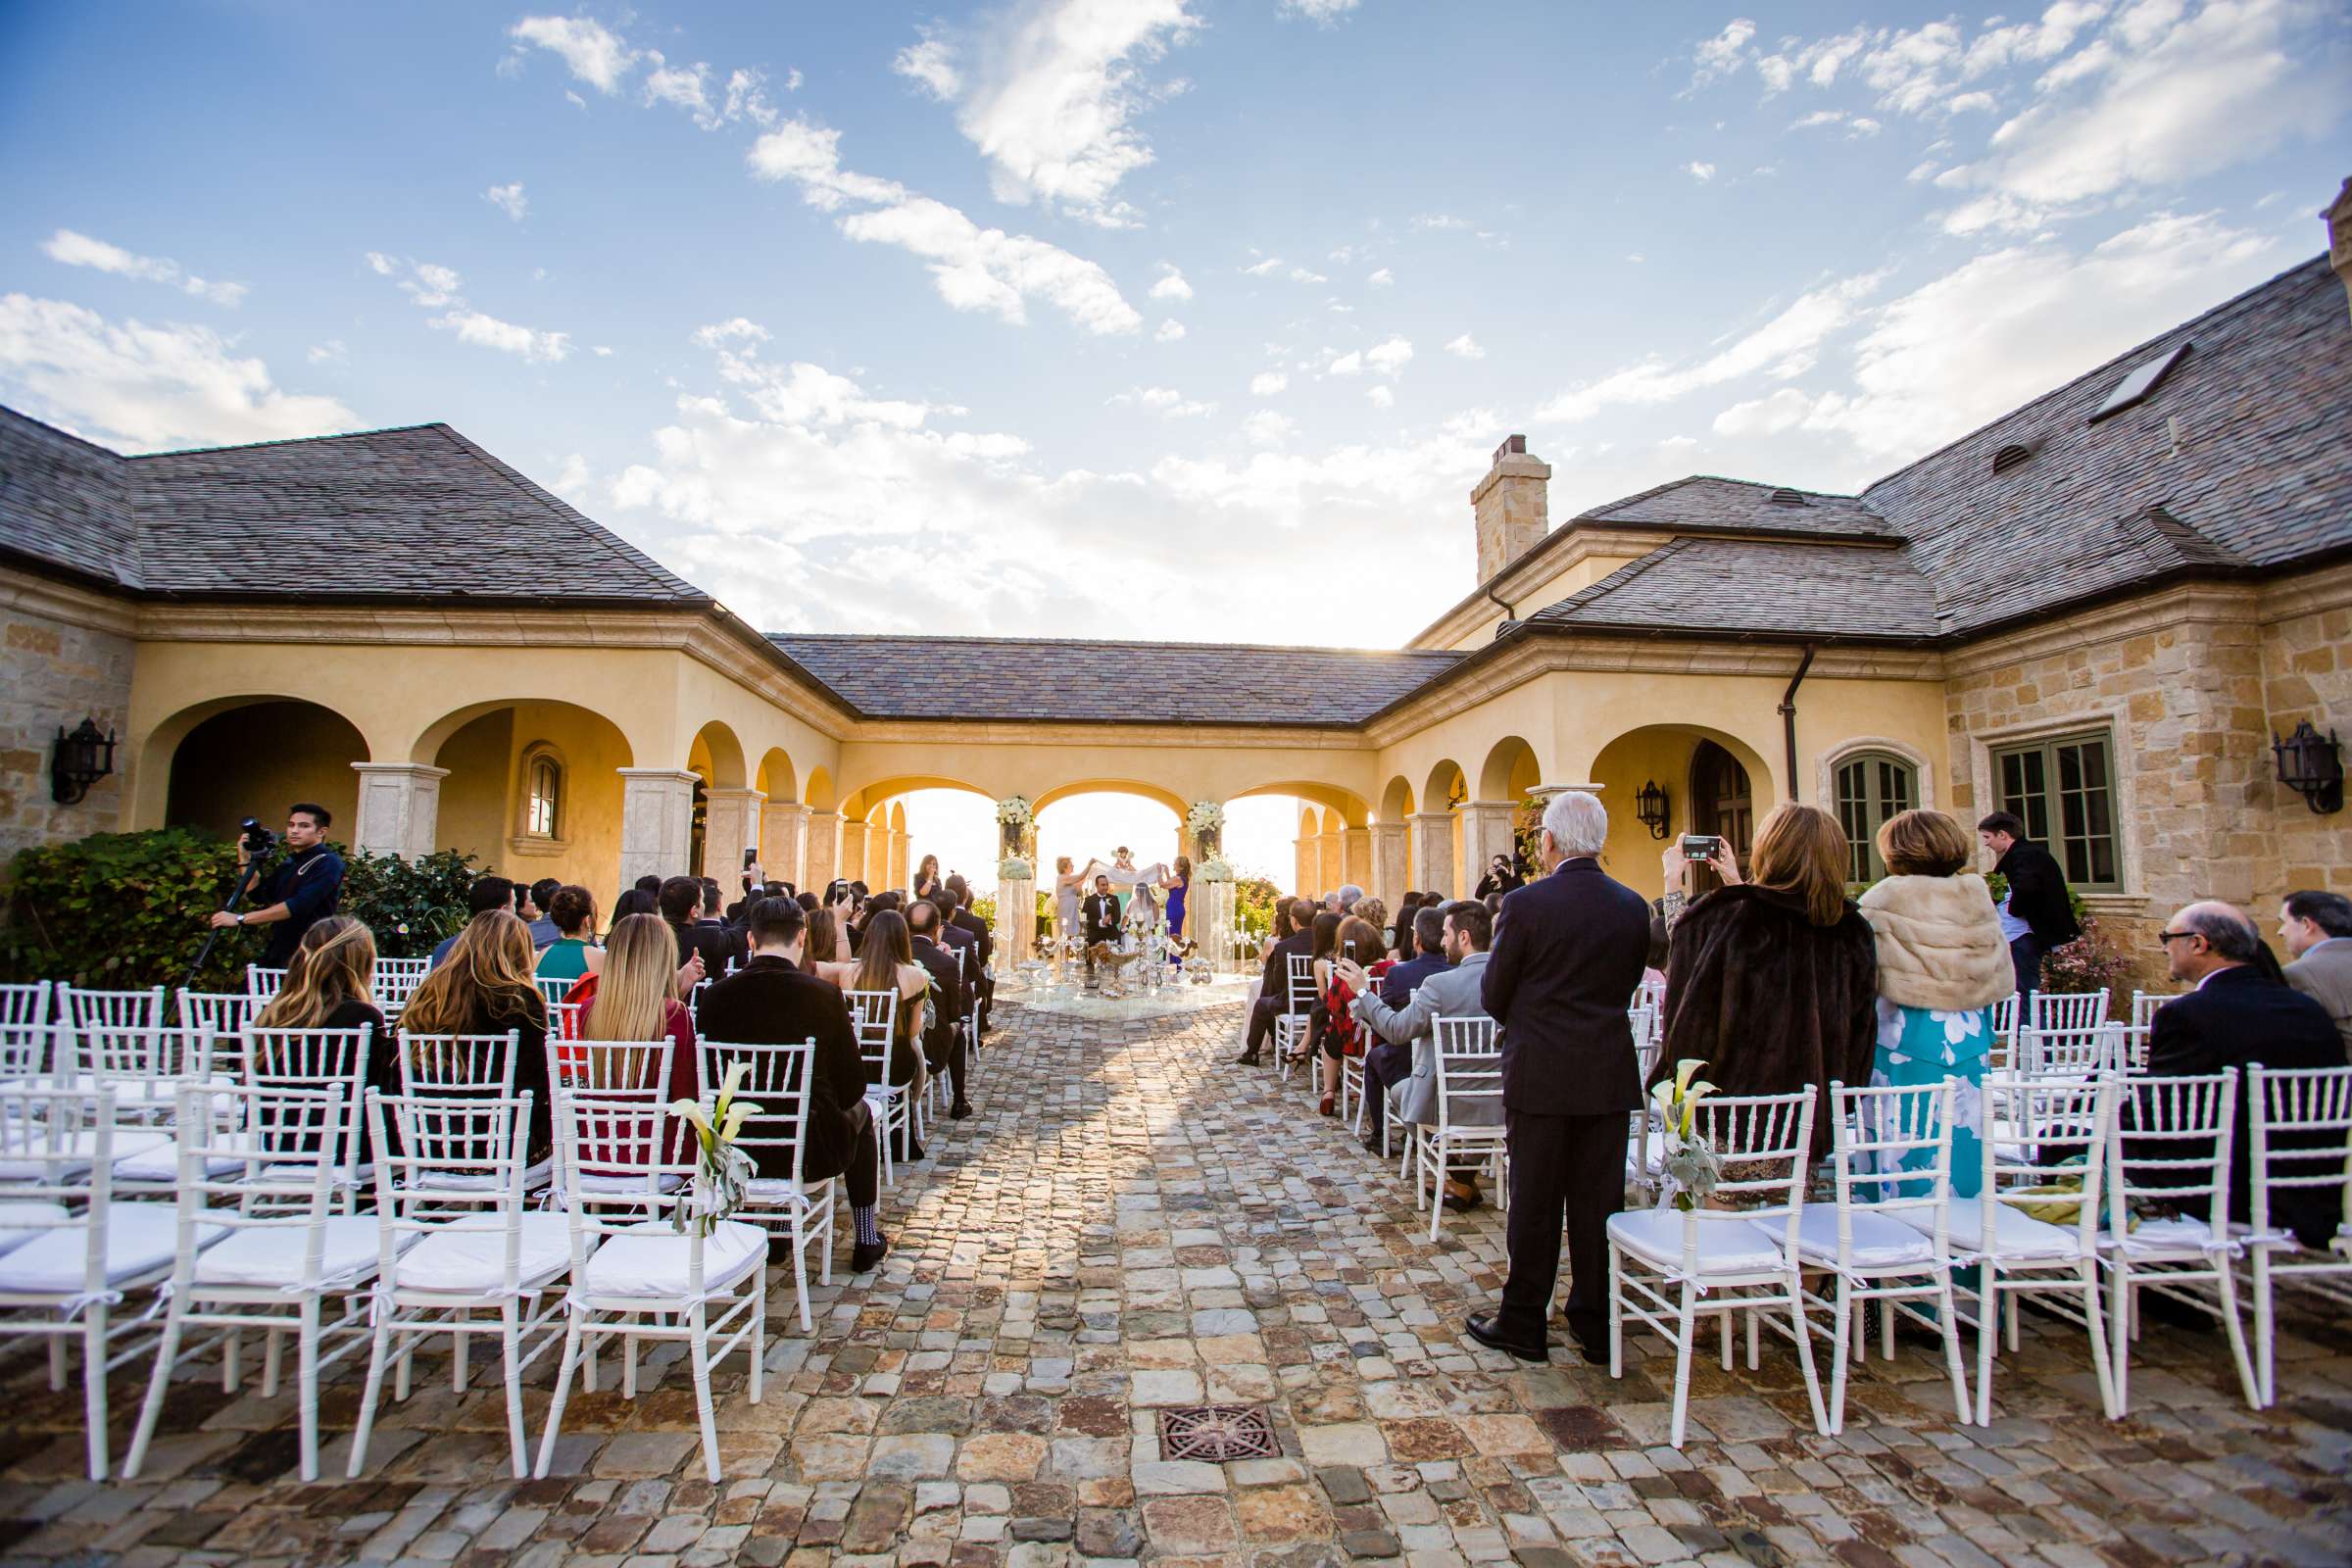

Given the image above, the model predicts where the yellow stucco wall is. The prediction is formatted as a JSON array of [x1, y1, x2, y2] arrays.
[[165, 700, 367, 841]]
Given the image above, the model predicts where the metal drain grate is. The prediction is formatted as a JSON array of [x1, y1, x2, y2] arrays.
[[1158, 1404, 1279, 1462]]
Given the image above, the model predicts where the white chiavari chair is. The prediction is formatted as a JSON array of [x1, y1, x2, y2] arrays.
[[1987, 992, 2021, 1072], [1274, 954, 1316, 1082], [2244, 1064, 2352, 1407], [848, 990, 911, 1184], [125, 1080, 390, 1483], [241, 1025, 375, 1206], [245, 965, 288, 1001], [0, 1024, 65, 1091], [699, 1037, 835, 1332], [350, 1089, 568, 1478], [373, 956, 433, 1017], [1413, 1017, 1507, 1243], [2018, 989, 2109, 1070], [535, 1088, 766, 1484], [0, 981, 52, 1028], [2015, 1021, 2128, 1081], [534, 975, 577, 1013], [176, 988, 257, 1040], [2098, 1068, 2257, 1412], [62, 1024, 225, 1125], [1607, 1089, 1827, 1448], [2123, 990, 2171, 1072], [58, 984, 167, 1034], [1778, 1079, 1968, 1434]]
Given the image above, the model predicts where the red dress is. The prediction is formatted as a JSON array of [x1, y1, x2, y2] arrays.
[[557, 976, 701, 1166], [1321, 958, 1394, 1059]]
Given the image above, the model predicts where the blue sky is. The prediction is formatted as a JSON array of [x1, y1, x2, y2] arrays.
[[3, 0, 2346, 661]]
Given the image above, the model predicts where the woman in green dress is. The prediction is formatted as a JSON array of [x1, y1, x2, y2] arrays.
[[534, 884, 604, 985]]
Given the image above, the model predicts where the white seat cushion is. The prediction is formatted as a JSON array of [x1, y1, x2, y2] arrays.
[[1780, 1204, 1941, 1269], [578, 1218, 765, 1300], [53, 1073, 235, 1107], [0, 1128, 171, 1182], [569, 1169, 685, 1197], [744, 1175, 831, 1204], [0, 1200, 68, 1256], [111, 1133, 259, 1185], [0, 1202, 220, 1294], [2098, 1213, 2225, 1259], [1607, 1206, 1787, 1274], [1905, 1197, 2082, 1260], [193, 1215, 391, 1290], [415, 1158, 554, 1194], [393, 1213, 571, 1294]]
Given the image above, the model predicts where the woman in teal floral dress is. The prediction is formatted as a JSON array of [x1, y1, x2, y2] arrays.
[[1857, 809, 2015, 1199]]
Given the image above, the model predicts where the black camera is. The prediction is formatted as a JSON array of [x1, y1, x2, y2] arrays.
[[239, 816, 277, 855]]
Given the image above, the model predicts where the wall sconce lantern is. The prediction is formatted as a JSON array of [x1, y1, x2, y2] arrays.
[[1636, 779, 1672, 840], [2273, 720, 2343, 814], [51, 717, 118, 806]]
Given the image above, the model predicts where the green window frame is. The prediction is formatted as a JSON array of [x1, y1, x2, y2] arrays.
[[1991, 730, 2121, 890], [1834, 752, 1917, 883]]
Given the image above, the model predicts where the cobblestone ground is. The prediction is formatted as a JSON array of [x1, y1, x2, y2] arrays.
[[4, 1001, 2350, 1568]]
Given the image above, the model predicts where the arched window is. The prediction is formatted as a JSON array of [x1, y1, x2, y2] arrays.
[[1834, 751, 1918, 883], [522, 748, 563, 841]]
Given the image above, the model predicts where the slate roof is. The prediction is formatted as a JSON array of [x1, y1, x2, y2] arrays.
[[1571, 475, 1896, 542], [770, 634, 1465, 726], [1522, 538, 1941, 641], [0, 412, 708, 607]]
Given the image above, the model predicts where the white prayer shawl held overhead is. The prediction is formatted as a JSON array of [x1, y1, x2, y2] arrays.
[[1857, 872, 2014, 1014]]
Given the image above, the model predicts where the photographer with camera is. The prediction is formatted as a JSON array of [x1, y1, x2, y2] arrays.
[[205, 803, 346, 968]]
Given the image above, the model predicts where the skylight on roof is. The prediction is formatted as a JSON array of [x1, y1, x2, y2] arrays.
[[2090, 342, 2190, 423]]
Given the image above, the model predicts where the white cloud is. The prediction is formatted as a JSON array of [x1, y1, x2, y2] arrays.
[[307, 339, 346, 365], [1906, 160, 1941, 182], [644, 57, 717, 126], [1367, 384, 1395, 409], [1113, 384, 1216, 417], [1790, 109, 1846, 128], [692, 318, 770, 348], [1444, 333, 1485, 361], [1364, 336, 1413, 376], [1279, 0, 1361, 21], [484, 182, 528, 221], [507, 16, 637, 93], [1690, 18, 1757, 88], [1241, 256, 1282, 276], [1658, 434, 1699, 450], [0, 292, 355, 451], [431, 310, 570, 363], [1154, 318, 1186, 342], [1327, 350, 1362, 376], [1534, 272, 1883, 423], [892, 0, 1200, 227], [1150, 264, 1192, 300], [41, 228, 246, 306], [1410, 214, 1471, 231], [1287, 267, 1328, 284], [1848, 116, 1882, 135], [1685, 161, 1717, 181], [1367, 268, 1394, 287], [724, 69, 779, 126], [748, 119, 1142, 335], [784, 68, 804, 92], [1243, 410, 1297, 446], [1709, 386, 1818, 437], [1250, 370, 1288, 396]]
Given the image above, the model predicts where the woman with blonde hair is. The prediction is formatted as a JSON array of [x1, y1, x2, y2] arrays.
[[1859, 809, 2012, 1197], [401, 908, 552, 1155], [1655, 803, 1878, 1154], [803, 905, 847, 977]]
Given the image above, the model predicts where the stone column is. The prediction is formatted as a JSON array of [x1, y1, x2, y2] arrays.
[[1410, 811, 1456, 902], [700, 788, 764, 887], [998, 873, 1035, 967], [891, 829, 911, 891], [803, 809, 839, 891], [617, 768, 698, 888], [1318, 829, 1344, 893], [1294, 835, 1316, 896], [1460, 801, 1518, 889], [1343, 826, 1372, 894], [349, 763, 448, 859], [839, 819, 869, 885], [761, 802, 808, 888], [1370, 821, 1408, 912]]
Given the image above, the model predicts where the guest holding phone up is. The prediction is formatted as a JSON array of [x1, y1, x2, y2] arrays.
[[1312, 915, 1387, 1118]]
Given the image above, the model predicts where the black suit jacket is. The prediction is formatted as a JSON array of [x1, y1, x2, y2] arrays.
[[1993, 840, 2080, 948], [670, 918, 748, 976], [2140, 965, 2343, 1246], [936, 922, 981, 991], [693, 956, 865, 1185], [950, 906, 994, 968], [910, 936, 965, 1051], [1481, 858, 1654, 1117], [1259, 929, 1315, 1010], [1082, 894, 1121, 945]]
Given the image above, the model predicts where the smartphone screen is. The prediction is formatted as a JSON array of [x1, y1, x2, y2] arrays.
[[1344, 941, 1356, 959]]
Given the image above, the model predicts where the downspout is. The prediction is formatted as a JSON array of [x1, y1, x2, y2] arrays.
[[1779, 643, 1817, 802], [1485, 582, 1516, 631]]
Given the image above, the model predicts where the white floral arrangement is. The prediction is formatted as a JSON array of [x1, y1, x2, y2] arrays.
[[1185, 800, 1225, 834], [670, 1063, 760, 1239], [1650, 1057, 1723, 1213], [995, 796, 1035, 830], [998, 856, 1033, 880], [1198, 857, 1234, 882]]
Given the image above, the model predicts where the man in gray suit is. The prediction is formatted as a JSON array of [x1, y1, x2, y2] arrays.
[[1335, 900, 1499, 1212], [2280, 890, 2352, 1060]]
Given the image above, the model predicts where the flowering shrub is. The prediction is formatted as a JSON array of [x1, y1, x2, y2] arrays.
[[2041, 917, 2138, 1013]]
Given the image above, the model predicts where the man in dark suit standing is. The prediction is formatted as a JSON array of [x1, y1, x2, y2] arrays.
[[1977, 811, 2081, 1013], [1234, 898, 1317, 1065], [1473, 790, 1651, 1362], [2142, 901, 2344, 1248], [907, 900, 973, 1119], [661, 874, 748, 976], [942, 876, 995, 1035], [694, 897, 889, 1272]]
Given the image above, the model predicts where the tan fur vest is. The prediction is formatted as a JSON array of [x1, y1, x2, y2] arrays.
[[1858, 873, 2014, 1013]]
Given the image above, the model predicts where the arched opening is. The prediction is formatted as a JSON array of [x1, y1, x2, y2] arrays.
[[688, 721, 748, 791], [1421, 760, 1468, 899], [803, 765, 837, 813], [1478, 736, 1541, 804], [425, 700, 633, 891], [755, 747, 799, 806], [165, 699, 367, 842], [1036, 789, 1183, 879], [1587, 725, 1775, 898]]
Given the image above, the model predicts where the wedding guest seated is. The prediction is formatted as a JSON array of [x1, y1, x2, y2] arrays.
[[696, 898, 890, 1270], [906, 900, 972, 1119], [944, 874, 995, 1031], [2138, 901, 2343, 1248], [1234, 899, 1315, 1067], [804, 905, 849, 975], [935, 883, 991, 1033], [1342, 900, 1496, 1208], [1381, 905, 1452, 1006], [848, 908, 930, 1158], [1654, 803, 1877, 1156], [253, 915, 393, 1157], [2280, 890, 2352, 1058], [612, 886, 658, 926], [524, 878, 563, 951], [1389, 892, 1424, 962], [1312, 915, 1384, 1117], [402, 908, 554, 1157], [560, 912, 701, 1161], [429, 876, 517, 967], [535, 885, 604, 985], [662, 874, 746, 977]]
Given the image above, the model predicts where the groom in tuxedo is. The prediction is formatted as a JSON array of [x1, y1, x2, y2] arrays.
[[1081, 874, 1121, 984]]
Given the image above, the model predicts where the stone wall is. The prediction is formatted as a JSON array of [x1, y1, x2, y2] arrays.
[[2258, 577, 2352, 900], [0, 584, 135, 865]]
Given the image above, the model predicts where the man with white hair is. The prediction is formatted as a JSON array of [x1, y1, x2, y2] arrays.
[[1468, 788, 1650, 1364]]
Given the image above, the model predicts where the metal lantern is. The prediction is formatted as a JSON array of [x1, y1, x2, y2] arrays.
[[1636, 778, 1671, 840], [50, 717, 118, 805], [2273, 720, 2344, 814]]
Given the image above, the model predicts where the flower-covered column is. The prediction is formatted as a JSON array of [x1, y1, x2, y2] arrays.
[[1187, 800, 1235, 971], [995, 796, 1036, 968]]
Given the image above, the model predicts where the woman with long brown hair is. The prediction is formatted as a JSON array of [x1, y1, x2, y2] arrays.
[[558, 912, 700, 1147], [848, 907, 928, 1096], [1315, 914, 1389, 1118], [401, 908, 553, 1154], [1655, 802, 1878, 1153], [803, 906, 847, 976], [912, 854, 942, 904], [249, 915, 392, 1157]]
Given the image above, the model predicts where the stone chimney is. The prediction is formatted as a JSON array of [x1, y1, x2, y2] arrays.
[[2327, 176, 2352, 320], [1471, 434, 1550, 587]]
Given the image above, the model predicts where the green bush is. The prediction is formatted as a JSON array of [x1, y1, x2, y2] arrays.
[[2, 829, 480, 989]]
